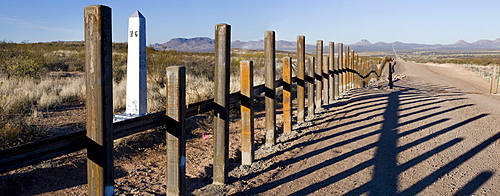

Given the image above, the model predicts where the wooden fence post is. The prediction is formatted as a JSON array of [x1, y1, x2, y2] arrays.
[[165, 66, 186, 195], [213, 23, 230, 184], [355, 54, 359, 88], [490, 65, 498, 94], [369, 60, 376, 83], [353, 54, 357, 88], [363, 61, 369, 87], [240, 61, 254, 165], [315, 40, 323, 111], [84, 5, 114, 196], [307, 57, 315, 119], [344, 45, 349, 91], [297, 36, 306, 123], [350, 50, 355, 90], [389, 61, 394, 89], [328, 42, 335, 104], [265, 30, 276, 147], [323, 53, 329, 106], [337, 43, 343, 98], [283, 57, 292, 133]]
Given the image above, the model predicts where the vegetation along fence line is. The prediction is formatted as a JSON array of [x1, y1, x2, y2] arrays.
[[0, 4, 394, 196]]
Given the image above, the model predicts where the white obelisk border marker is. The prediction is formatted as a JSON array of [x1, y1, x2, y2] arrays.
[[114, 10, 147, 122]]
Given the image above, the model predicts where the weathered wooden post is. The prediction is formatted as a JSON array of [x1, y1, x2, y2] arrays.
[[240, 61, 254, 165], [354, 54, 359, 88], [389, 61, 394, 89], [350, 50, 355, 90], [344, 45, 349, 91], [323, 53, 329, 106], [369, 60, 376, 83], [84, 5, 114, 196], [315, 40, 323, 111], [213, 23, 230, 184], [328, 42, 335, 104], [297, 36, 306, 123], [307, 57, 315, 119], [363, 61, 369, 87], [361, 57, 365, 87], [352, 53, 357, 88], [265, 30, 276, 147], [283, 57, 292, 133], [337, 43, 343, 98], [490, 65, 498, 94], [126, 10, 147, 115], [165, 66, 186, 195]]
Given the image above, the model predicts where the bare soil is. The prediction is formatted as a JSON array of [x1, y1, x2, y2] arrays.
[[1, 60, 500, 195]]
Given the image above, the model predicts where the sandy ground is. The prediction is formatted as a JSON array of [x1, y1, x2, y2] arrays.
[[1, 60, 500, 195]]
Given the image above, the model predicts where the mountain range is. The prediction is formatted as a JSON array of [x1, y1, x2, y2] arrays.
[[150, 37, 500, 53]]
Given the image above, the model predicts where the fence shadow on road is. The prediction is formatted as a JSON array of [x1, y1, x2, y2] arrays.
[[238, 81, 496, 195]]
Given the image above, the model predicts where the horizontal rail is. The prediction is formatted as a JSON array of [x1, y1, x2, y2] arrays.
[[0, 131, 87, 173], [0, 78, 291, 174]]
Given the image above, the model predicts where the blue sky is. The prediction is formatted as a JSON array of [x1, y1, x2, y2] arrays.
[[1, 0, 500, 45]]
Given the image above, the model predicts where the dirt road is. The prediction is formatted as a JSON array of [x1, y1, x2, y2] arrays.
[[226, 60, 500, 195]]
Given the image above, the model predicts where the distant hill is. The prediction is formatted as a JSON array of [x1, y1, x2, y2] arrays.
[[150, 37, 500, 53], [150, 37, 317, 53]]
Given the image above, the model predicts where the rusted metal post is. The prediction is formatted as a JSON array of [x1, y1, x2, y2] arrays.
[[213, 23, 230, 184], [283, 57, 292, 133], [328, 42, 335, 104], [296, 36, 306, 123], [165, 66, 186, 195], [315, 40, 323, 110], [490, 65, 498, 94], [240, 61, 254, 165], [307, 57, 315, 119], [337, 43, 343, 98], [84, 5, 114, 196], [265, 30, 276, 147]]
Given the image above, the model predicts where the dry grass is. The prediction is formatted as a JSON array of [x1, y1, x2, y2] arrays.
[[0, 76, 85, 149], [1, 56, 269, 149]]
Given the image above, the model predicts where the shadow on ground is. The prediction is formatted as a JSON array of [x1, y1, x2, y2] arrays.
[[237, 81, 497, 195]]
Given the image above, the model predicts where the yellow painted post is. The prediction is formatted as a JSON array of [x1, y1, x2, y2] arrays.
[[240, 61, 254, 165], [283, 57, 292, 133]]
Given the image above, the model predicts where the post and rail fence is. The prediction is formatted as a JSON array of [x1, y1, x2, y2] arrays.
[[0, 5, 395, 195]]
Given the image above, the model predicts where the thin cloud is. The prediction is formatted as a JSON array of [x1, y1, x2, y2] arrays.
[[0, 16, 80, 36]]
